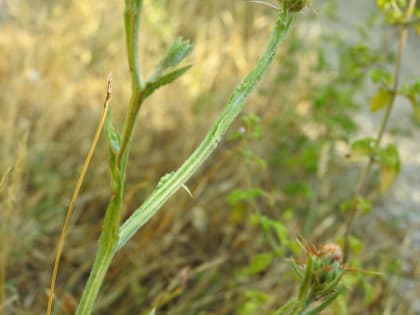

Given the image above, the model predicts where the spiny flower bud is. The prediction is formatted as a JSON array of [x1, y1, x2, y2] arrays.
[[291, 242, 345, 302], [321, 243, 343, 263]]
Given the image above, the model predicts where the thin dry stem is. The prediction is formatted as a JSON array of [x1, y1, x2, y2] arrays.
[[46, 74, 112, 315], [342, 0, 417, 262]]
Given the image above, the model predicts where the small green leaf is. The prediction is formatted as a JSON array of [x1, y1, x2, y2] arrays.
[[409, 98, 420, 121], [272, 221, 288, 245], [370, 88, 392, 112], [244, 290, 269, 302], [143, 65, 192, 98], [226, 188, 266, 206], [340, 199, 354, 213], [380, 167, 397, 192], [245, 253, 273, 275], [227, 129, 245, 141], [105, 109, 120, 156], [369, 69, 392, 85], [378, 144, 400, 192], [105, 109, 121, 186], [349, 235, 363, 254], [306, 285, 345, 315], [151, 38, 192, 80], [357, 197, 372, 215], [400, 81, 420, 120], [378, 144, 400, 170], [350, 137, 377, 158]]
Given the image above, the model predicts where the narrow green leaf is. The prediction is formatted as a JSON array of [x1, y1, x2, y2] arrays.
[[289, 260, 304, 279], [226, 188, 266, 206], [357, 197, 372, 215], [151, 37, 192, 80], [379, 166, 398, 192], [105, 109, 121, 156], [378, 144, 400, 170], [304, 285, 345, 315], [105, 110, 121, 188], [378, 144, 400, 192], [299, 255, 313, 299], [350, 137, 377, 158], [244, 289, 270, 302], [370, 87, 392, 112], [244, 253, 273, 275], [143, 65, 192, 98], [406, 94, 420, 121], [400, 81, 420, 121]]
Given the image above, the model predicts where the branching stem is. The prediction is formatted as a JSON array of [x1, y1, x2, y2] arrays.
[[75, 2, 293, 313]]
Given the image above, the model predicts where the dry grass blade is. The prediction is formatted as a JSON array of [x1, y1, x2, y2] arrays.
[[46, 74, 113, 315], [0, 133, 27, 315]]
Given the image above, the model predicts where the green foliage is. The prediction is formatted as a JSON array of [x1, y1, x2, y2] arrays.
[[400, 80, 420, 121], [227, 188, 267, 206], [351, 137, 377, 158], [252, 214, 289, 247], [238, 290, 270, 315], [377, 143, 401, 192], [241, 252, 274, 276], [143, 64, 192, 98], [370, 88, 393, 112], [356, 197, 373, 215], [150, 38, 193, 79], [377, 0, 414, 24]]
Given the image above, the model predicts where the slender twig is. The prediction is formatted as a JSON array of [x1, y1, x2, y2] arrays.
[[342, 0, 417, 262], [45, 75, 112, 315]]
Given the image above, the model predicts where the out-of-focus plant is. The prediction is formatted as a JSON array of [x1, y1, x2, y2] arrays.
[[342, 0, 418, 261], [226, 0, 418, 313]]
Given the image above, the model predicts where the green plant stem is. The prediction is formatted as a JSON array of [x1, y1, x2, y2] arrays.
[[76, 6, 292, 314], [118, 90, 143, 173], [116, 13, 293, 251], [124, 0, 143, 90], [118, 0, 144, 167], [75, 192, 122, 315], [75, 2, 144, 314], [342, 0, 417, 262]]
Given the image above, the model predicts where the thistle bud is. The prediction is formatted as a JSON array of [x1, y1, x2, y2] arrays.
[[321, 243, 343, 263]]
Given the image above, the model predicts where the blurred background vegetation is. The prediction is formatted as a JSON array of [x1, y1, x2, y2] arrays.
[[0, 0, 419, 314]]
